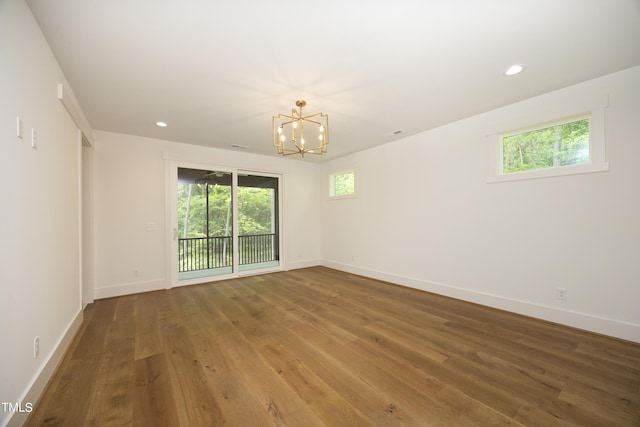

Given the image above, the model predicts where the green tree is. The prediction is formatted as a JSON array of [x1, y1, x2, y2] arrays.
[[238, 187, 273, 235], [334, 171, 355, 195], [503, 118, 589, 173], [178, 183, 232, 238], [178, 184, 275, 238]]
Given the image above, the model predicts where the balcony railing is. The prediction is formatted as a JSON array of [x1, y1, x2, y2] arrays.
[[178, 234, 278, 272]]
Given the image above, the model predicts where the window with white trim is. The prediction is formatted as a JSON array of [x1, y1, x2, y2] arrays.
[[329, 169, 355, 198], [501, 115, 590, 174], [488, 105, 608, 183]]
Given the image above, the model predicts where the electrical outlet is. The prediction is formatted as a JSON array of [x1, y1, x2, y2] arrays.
[[34, 336, 39, 358], [556, 288, 568, 301]]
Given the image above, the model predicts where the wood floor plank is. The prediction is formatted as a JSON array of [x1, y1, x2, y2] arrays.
[[223, 342, 326, 426], [559, 382, 640, 426], [153, 289, 185, 330], [184, 285, 279, 426], [282, 283, 529, 423], [259, 342, 374, 427], [223, 281, 375, 426], [113, 294, 137, 323], [163, 325, 225, 426], [70, 297, 117, 358], [240, 286, 420, 425], [230, 280, 420, 425], [25, 267, 640, 426], [253, 282, 361, 345], [270, 278, 516, 423], [210, 285, 364, 425], [25, 353, 103, 426], [134, 292, 165, 360], [434, 386, 526, 426], [576, 340, 640, 373], [515, 335, 639, 402], [132, 353, 180, 427], [84, 358, 134, 426], [204, 284, 326, 425], [84, 311, 136, 426], [513, 403, 584, 427]]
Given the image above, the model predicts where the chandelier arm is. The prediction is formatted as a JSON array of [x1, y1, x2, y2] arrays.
[[298, 118, 326, 126], [277, 118, 300, 127], [299, 112, 325, 120], [275, 112, 297, 120]]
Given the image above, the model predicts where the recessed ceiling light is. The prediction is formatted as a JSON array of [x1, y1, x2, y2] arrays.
[[156, 121, 168, 127], [505, 64, 525, 76]]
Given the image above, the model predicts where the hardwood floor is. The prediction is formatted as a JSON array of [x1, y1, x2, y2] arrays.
[[25, 267, 640, 426]]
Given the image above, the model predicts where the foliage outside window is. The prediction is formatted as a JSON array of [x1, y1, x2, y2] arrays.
[[178, 182, 232, 239], [178, 184, 273, 238], [237, 187, 274, 235], [330, 170, 355, 197], [501, 116, 590, 174]]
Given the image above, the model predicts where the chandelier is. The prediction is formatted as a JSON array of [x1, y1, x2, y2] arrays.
[[273, 100, 329, 156]]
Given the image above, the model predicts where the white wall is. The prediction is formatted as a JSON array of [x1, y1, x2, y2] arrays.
[[321, 66, 640, 343], [92, 131, 323, 298], [0, 1, 83, 425]]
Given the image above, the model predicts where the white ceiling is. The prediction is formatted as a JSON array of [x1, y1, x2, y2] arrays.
[[27, 0, 640, 161]]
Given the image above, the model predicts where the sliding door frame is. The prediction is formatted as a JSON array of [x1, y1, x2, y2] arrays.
[[166, 160, 283, 288]]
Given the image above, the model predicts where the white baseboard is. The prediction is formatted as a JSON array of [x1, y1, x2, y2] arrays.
[[94, 278, 167, 299], [5, 308, 84, 427], [284, 259, 322, 271], [322, 260, 640, 343], [93, 261, 323, 300]]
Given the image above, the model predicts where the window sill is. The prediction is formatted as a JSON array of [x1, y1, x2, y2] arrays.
[[328, 194, 357, 200], [487, 161, 609, 183]]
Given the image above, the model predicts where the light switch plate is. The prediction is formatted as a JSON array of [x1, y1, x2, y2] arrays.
[[17, 117, 23, 139], [31, 128, 38, 149]]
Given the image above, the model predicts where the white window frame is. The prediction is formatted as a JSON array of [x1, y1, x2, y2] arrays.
[[329, 169, 356, 199], [487, 95, 609, 183]]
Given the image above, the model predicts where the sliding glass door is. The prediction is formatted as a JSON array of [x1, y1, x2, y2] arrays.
[[177, 168, 234, 280], [237, 173, 280, 272], [171, 164, 280, 285]]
